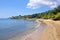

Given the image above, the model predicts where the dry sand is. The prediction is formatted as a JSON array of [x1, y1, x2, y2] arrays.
[[40, 20, 59, 40]]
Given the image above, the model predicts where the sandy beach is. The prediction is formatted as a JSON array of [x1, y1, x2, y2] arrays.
[[39, 20, 59, 40], [24, 19, 60, 40]]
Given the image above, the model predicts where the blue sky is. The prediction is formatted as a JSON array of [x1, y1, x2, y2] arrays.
[[0, 0, 60, 18]]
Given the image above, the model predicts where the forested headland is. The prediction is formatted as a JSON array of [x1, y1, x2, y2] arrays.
[[10, 6, 60, 20]]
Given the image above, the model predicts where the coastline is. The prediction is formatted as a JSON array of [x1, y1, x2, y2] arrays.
[[8, 19, 60, 40], [21, 19, 47, 40], [23, 19, 60, 40], [8, 19, 46, 40]]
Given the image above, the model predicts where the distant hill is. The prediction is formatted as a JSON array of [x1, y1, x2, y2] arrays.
[[10, 6, 60, 20]]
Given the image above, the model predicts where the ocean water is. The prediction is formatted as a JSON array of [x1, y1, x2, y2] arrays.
[[0, 19, 37, 40]]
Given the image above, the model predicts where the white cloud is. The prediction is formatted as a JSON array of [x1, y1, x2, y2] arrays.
[[27, 0, 60, 9]]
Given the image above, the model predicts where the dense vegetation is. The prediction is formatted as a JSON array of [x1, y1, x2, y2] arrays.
[[10, 6, 60, 20]]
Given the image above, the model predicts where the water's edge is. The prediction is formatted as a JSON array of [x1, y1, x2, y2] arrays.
[[8, 19, 47, 40]]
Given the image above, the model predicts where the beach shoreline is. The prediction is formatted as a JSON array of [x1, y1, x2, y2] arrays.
[[8, 19, 47, 40], [21, 19, 45, 40], [9, 19, 60, 40], [23, 19, 60, 40], [21, 19, 47, 40]]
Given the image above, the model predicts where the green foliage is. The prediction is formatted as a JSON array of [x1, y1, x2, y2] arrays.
[[10, 5, 60, 20], [10, 15, 22, 19], [54, 13, 60, 20]]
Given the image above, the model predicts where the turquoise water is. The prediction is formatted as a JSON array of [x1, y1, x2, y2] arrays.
[[0, 19, 36, 40]]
